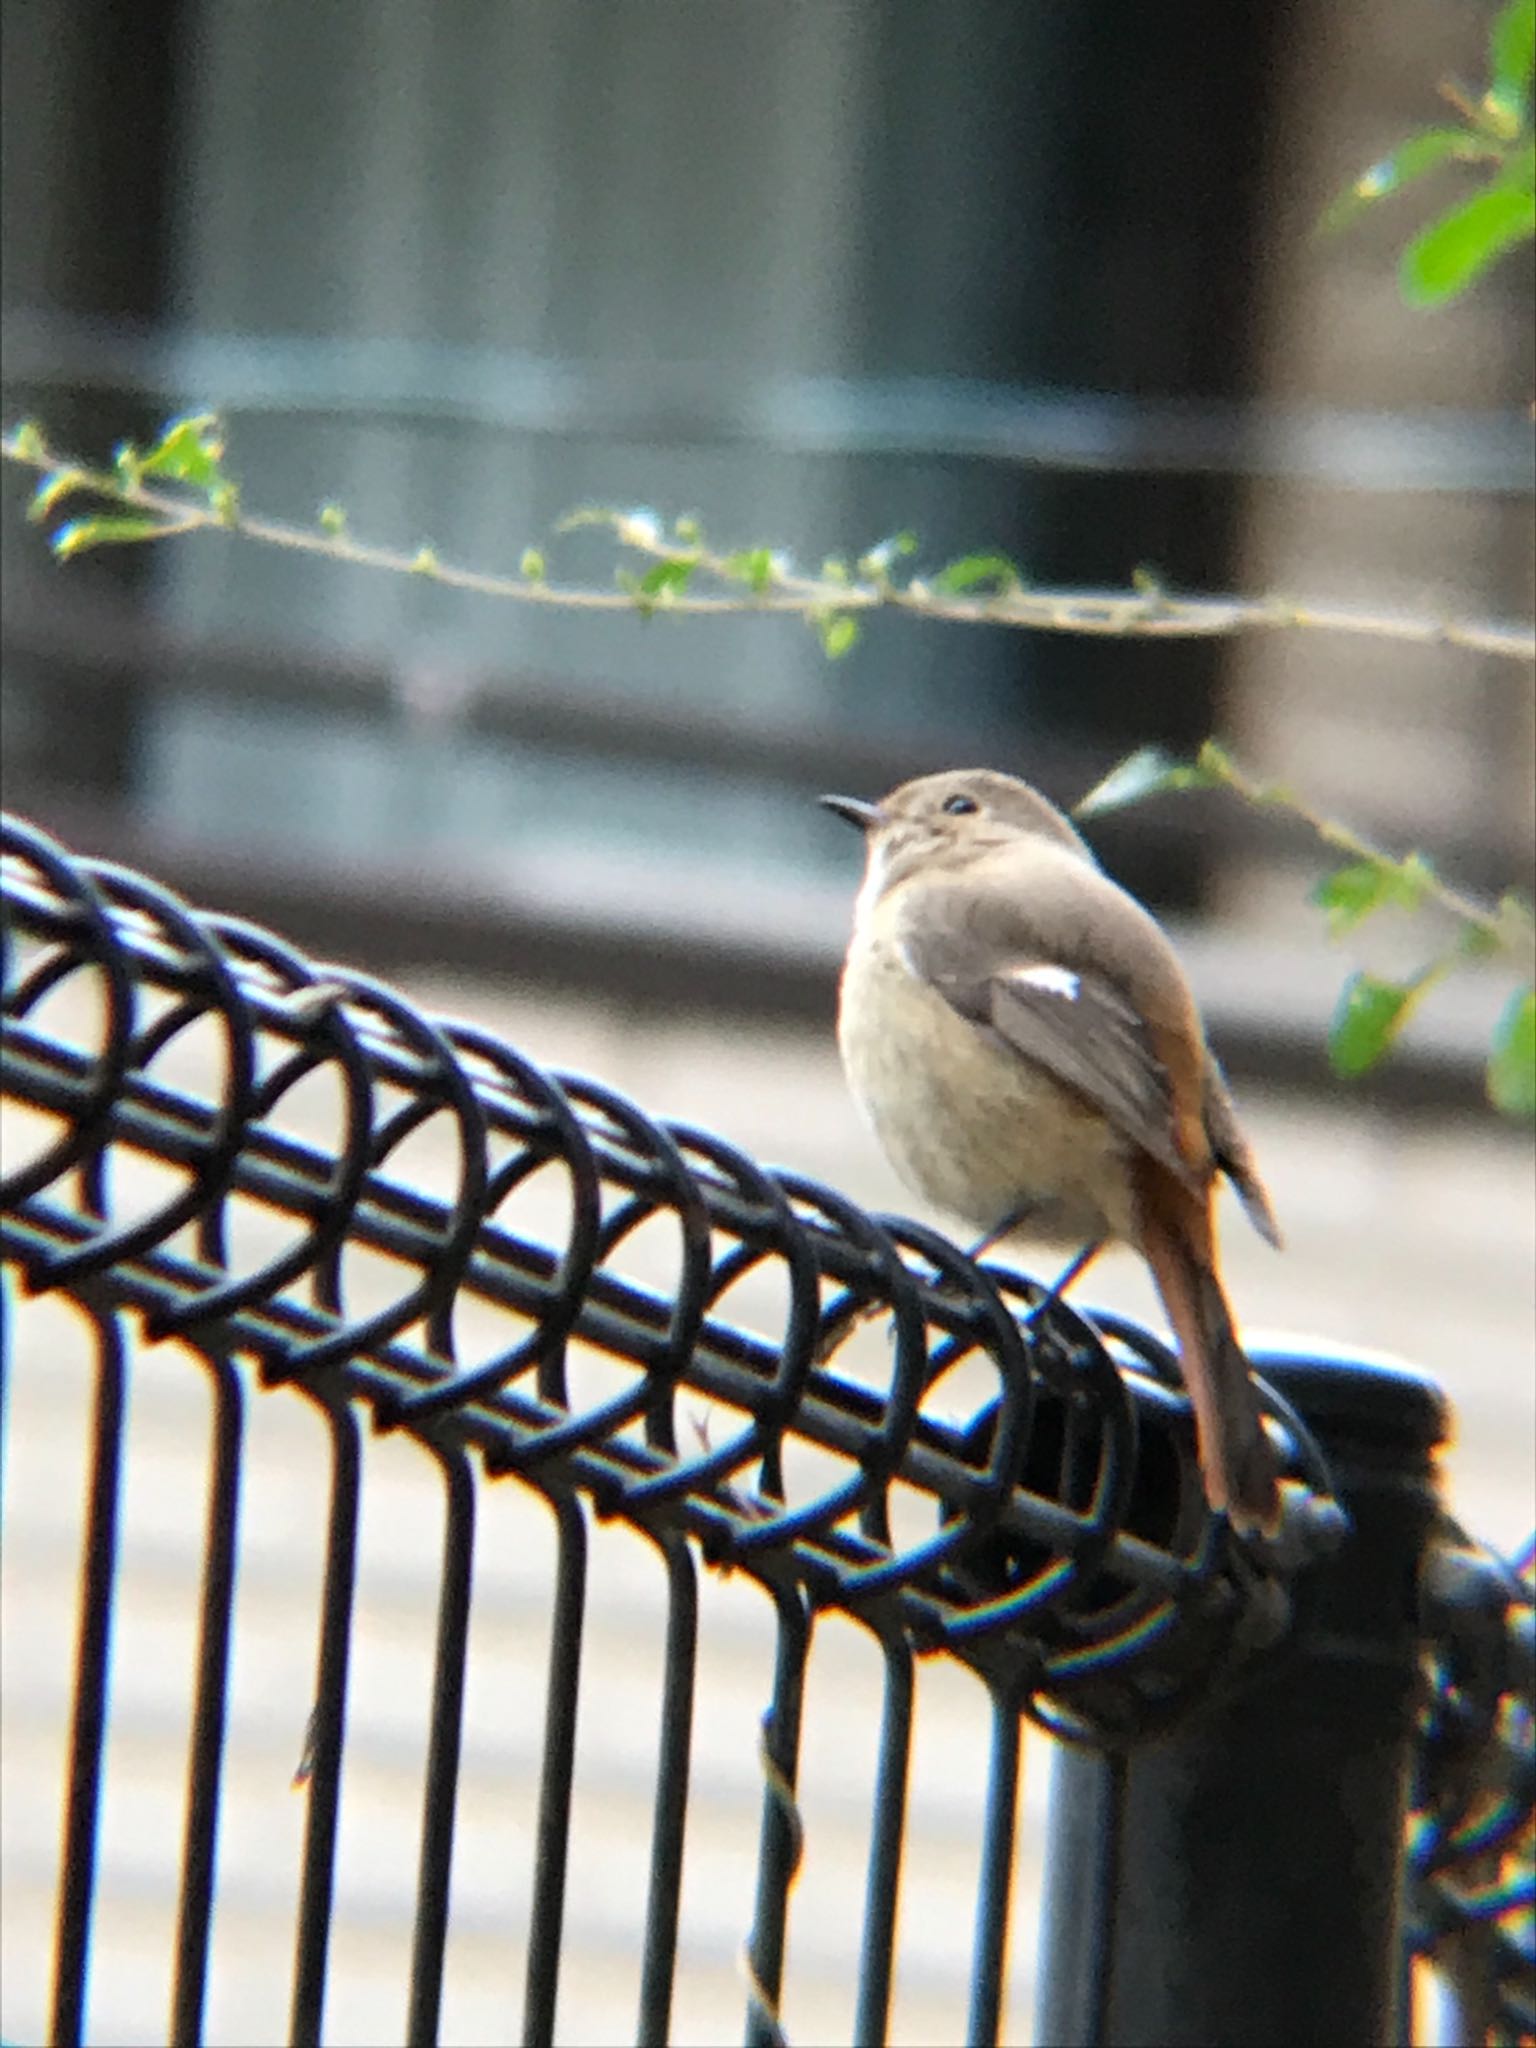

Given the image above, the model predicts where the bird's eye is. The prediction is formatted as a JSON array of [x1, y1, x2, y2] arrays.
[[942, 792, 979, 816]]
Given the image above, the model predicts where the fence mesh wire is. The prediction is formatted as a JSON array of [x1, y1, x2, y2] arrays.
[[2, 812, 1530, 2044]]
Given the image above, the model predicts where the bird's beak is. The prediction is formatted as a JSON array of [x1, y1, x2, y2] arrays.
[[820, 793, 883, 832]]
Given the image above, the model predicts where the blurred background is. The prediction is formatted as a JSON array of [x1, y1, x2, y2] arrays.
[[2, 2, 1533, 2044]]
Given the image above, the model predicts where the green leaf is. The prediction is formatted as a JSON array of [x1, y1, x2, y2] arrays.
[[1487, 985, 1536, 1117], [722, 547, 779, 593], [930, 552, 1022, 596], [634, 558, 694, 613], [1400, 181, 1536, 304], [319, 502, 349, 536], [1320, 128, 1492, 234], [1073, 745, 1222, 819], [519, 546, 545, 581], [1327, 971, 1425, 1077], [639, 557, 693, 593], [52, 515, 173, 559], [1480, 89, 1530, 140], [9, 420, 47, 462], [136, 413, 228, 489], [1488, 0, 1536, 109], [1313, 852, 1439, 935], [817, 612, 860, 659], [1312, 861, 1397, 935]]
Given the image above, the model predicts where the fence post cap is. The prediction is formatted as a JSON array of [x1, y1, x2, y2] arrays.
[[1250, 1341, 1449, 1454]]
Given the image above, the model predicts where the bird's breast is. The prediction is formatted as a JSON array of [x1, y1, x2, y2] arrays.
[[837, 926, 1137, 1247]]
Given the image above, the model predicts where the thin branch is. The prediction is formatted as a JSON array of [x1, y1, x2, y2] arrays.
[[607, 507, 1536, 660], [1204, 749, 1533, 953], [1079, 738, 1536, 964], [4, 424, 1533, 661]]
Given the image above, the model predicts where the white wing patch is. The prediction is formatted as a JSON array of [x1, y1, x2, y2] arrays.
[[1014, 965, 1081, 1000]]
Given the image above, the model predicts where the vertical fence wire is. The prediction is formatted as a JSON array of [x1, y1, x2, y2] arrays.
[[406, 1447, 477, 2048], [637, 1531, 699, 2048], [743, 1584, 812, 2048], [852, 1628, 915, 2048], [966, 1685, 1026, 2048], [289, 1396, 363, 2048], [50, 1310, 127, 2048], [521, 1492, 589, 2048], [170, 1356, 245, 2048]]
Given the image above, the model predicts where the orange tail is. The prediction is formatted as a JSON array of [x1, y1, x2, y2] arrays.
[[1133, 1164, 1280, 1534]]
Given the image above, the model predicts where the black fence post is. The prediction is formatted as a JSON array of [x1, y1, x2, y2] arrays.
[[1035, 1349, 1448, 2048]]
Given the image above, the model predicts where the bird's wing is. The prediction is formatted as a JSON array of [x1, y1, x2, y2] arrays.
[[899, 914, 1203, 1193], [1202, 1057, 1283, 1248]]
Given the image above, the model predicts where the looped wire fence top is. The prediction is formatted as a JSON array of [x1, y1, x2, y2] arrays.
[[0, 811, 1337, 1745], [3, 812, 1534, 2045], [1410, 1530, 1536, 2043]]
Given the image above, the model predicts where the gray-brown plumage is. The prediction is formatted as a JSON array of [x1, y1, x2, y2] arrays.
[[823, 767, 1282, 1532]]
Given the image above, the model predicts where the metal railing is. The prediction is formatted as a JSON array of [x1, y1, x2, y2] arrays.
[[1, 811, 1530, 2046]]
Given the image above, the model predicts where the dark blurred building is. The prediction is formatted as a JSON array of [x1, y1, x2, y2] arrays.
[[3, 0, 1531, 1085]]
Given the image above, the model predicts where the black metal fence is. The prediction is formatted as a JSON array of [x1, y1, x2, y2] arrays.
[[1, 812, 1530, 2046]]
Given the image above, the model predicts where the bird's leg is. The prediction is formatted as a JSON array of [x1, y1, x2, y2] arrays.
[[1046, 1238, 1105, 1299], [965, 1211, 1106, 1329], [1019, 1239, 1106, 1325], [817, 1228, 1104, 1366], [964, 1205, 1105, 1299], [964, 1204, 1036, 1266]]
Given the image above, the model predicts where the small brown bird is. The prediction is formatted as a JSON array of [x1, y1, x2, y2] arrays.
[[823, 767, 1283, 1533]]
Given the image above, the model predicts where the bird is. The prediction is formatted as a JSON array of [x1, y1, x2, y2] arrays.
[[822, 766, 1283, 1533]]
